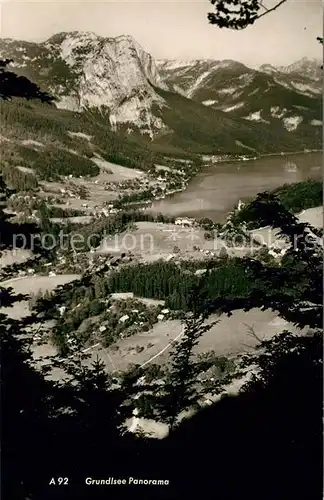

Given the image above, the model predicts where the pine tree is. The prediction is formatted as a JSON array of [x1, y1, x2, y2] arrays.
[[154, 313, 218, 430], [94, 277, 106, 299], [135, 276, 218, 431]]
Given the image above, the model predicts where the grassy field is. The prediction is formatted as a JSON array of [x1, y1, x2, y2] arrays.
[[97, 221, 250, 261], [297, 206, 323, 228], [82, 307, 304, 374], [0, 249, 33, 268], [91, 157, 144, 181], [1, 274, 80, 319]]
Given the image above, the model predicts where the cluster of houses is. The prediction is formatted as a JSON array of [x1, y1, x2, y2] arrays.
[[117, 307, 170, 327], [38, 161, 191, 221], [174, 217, 195, 227], [93, 204, 119, 216], [62, 304, 172, 354], [59, 187, 84, 200], [17, 267, 35, 277], [201, 154, 258, 164], [102, 178, 143, 192]]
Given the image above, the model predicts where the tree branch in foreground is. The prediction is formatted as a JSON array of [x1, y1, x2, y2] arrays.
[[208, 0, 288, 30]]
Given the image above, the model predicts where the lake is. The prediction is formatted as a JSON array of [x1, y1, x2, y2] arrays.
[[151, 152, 322, 222]]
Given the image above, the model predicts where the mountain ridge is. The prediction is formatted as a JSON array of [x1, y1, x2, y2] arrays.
[[158, 54, 321, 139], [0, 31, 169, 137], [0, 31, 321, 156]]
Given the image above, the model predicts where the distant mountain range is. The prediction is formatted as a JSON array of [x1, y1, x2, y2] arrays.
[[157, 57, 321, 127], [0, 31, 322, 160]]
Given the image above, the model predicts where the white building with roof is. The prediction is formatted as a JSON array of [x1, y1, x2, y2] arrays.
[[175, 217, 194, 227]]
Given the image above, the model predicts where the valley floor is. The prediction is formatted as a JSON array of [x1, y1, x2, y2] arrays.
[[0, 269, 309, 378]]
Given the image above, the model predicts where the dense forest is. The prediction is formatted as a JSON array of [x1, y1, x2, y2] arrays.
[[35, 257, 264, 353], [106, 259, 252, 310], [36, 258, 254, 315], [232, 179, 322, 228], [0, 163, 39, 191], [0, 96, 168, 181], [273, 179, 322, 212]]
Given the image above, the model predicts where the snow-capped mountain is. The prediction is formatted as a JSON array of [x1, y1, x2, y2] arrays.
[[0, 32, 168, 136], [259, 57, 322, 97], [158, 56, 322, 134], [260, 57, 322, 80], [258, 63, 278, 75], [278, 57, 322, 80], [156, 59, 245, 99], [0, 32, 321, 153]]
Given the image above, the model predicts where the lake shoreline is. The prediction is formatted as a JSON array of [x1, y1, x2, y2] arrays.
[[149, 151, 322, 222], [209, 148, 322, 165], [150, 149, 322, 208]]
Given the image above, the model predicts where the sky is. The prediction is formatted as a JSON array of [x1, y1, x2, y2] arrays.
[[0, 0, 322, 67]]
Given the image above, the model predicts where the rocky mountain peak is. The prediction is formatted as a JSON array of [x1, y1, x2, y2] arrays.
[[278, 57, 322, 80], [0, 32, 168, 137], [0, 32, 321, 144]]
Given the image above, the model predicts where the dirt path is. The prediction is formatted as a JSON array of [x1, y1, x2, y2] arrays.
[[81, 308, 303, 374]]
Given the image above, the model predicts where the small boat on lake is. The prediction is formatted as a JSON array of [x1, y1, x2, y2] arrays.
[[284, 161, 298, 173]]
